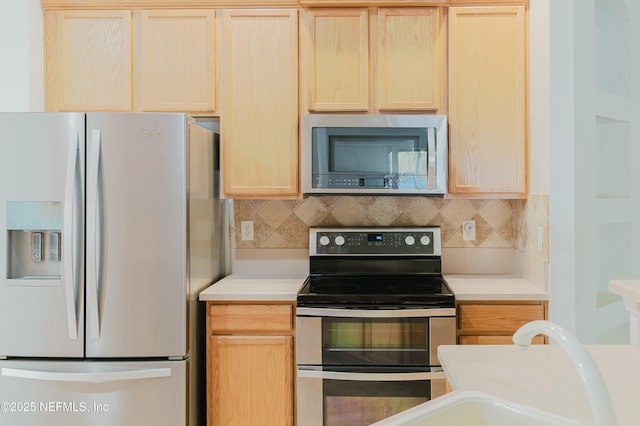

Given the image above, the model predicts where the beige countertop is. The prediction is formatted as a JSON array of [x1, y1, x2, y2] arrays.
[[198, 275, 307, 301], [438, 344, 640, 426], [199, 274, 548, 302], [444, 275, 549, 301]]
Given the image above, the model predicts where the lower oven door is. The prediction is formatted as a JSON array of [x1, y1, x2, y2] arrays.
[[297, 368, 446, 426]]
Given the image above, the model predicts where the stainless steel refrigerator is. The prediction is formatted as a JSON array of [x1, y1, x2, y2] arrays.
[[0, 113, 223, 426]]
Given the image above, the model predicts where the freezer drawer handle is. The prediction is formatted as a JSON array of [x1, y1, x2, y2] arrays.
[[1, 367, 171, 384], [63, 130, 80, 340]]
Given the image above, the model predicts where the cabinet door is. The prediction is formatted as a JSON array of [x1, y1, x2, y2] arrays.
[[304, 8, 369, 111], [221, 9, 299, 198], [134, 9, 216, 112], [377, 8, 442, 111], [208, 335, 293, 426], [448, 6, 527, 197], [45, 10, 132, 112]]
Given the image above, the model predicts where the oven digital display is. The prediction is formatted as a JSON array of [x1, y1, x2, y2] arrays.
[[367, 233, 383, 242]]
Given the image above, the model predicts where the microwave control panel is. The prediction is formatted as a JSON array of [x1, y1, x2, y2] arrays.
[[313, 174, 430, 191]]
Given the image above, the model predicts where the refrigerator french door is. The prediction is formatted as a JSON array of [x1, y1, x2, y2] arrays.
[[0, 112, 221, 426]]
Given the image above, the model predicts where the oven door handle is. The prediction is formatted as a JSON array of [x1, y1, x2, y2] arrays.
[[296, 307, 455, 318], [297, 369, 446, 382]]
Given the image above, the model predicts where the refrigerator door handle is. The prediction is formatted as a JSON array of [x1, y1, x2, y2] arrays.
[[1, 367, 171, 384], [63, 130, 80, 340], [87, 129, 102, 340]]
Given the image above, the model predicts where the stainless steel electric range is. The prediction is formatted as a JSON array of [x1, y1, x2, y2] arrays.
[[296, 227, 456, 426]]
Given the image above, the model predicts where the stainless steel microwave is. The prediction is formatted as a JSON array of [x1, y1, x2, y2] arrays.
[[301, 114, 447, 195]]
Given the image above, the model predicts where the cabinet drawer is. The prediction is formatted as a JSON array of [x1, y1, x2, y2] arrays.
[[209, 304, 293, 333], [458, 304, 544, 333], [459, 335, 546, 345]]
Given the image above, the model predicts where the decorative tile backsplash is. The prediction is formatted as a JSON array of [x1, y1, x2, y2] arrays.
[[232, 194, 549, 261]]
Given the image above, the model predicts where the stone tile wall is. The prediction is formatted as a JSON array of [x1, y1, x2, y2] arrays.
[[232, 194, 549, 261]]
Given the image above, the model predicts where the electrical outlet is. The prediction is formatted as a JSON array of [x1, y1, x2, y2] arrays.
[[240, 221, 254, 241], [462, 220, 476, 241]]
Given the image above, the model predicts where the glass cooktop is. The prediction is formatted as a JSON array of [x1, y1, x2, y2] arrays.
[[296, 275, 455, 308]]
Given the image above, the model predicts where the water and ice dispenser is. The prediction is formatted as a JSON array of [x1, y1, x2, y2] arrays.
[[6, 201, 62, 283]]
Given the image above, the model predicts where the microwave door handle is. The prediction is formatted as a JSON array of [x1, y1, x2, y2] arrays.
[[427, 127, 436, 190], [297, 370, 445, 382]]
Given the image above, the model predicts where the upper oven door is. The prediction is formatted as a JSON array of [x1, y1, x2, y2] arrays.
[[296, 308, 455, 368], [301, 114, 447, 195]]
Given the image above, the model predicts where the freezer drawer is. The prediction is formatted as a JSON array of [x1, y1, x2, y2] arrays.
[[0, 359, 186, 426]]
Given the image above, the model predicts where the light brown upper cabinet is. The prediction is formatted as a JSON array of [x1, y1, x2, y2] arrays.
[[301, 7, 443, 113], [45, 8, 216, 113], [220, 9, 299, 198], [134, 9, 216, 112], [302, 8, 369, 112], [377, 7, 443, 110], [45, 10, 132, 112], [448, 6, 528, 198]]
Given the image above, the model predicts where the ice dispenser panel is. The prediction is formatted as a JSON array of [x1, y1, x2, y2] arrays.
[[6, 201, 62, 284]]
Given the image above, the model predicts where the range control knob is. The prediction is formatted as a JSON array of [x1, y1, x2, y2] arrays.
[[319, 235, 331, 246], [335, 235, 346, 246], [404, 235, 416, 246], [420, 235, 432, 246]]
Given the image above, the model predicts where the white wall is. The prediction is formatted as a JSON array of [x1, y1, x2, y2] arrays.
[[546, 0, 578, 334], [529, 0, 551, 195], [0, 0, 44, 111]]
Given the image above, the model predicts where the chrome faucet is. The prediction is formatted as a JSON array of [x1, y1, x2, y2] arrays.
[[513, 320, 617, 426]]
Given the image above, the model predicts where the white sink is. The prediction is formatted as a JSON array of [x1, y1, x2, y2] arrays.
[[370, 390, 585, 426]]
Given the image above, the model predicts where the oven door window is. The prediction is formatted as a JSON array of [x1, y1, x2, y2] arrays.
[[323, 317, 429, 366], [324, 378, 429, 426]]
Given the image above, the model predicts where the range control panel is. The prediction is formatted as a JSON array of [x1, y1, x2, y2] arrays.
[[310, 227, 442, 256]]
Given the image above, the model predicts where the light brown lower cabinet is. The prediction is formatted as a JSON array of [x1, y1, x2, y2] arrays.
[[456, 301, 548, 345], [206, 302, 294, 426]]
